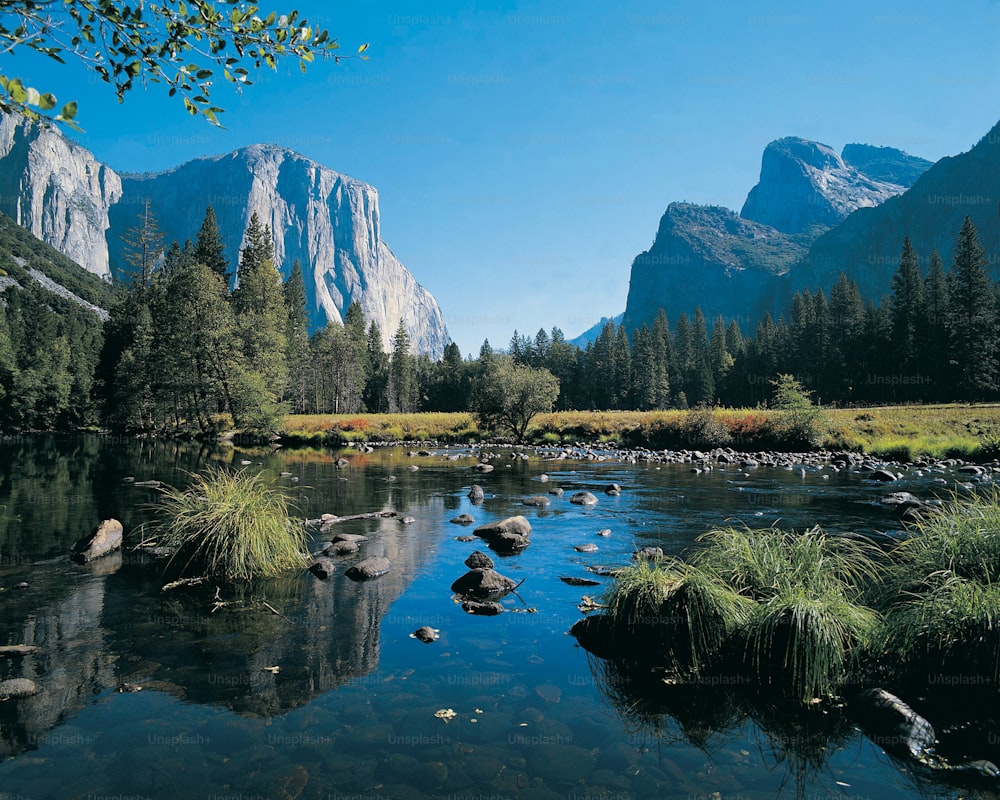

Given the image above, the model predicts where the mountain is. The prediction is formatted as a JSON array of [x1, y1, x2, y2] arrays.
[[570, 313, 623, 347], [740, 137, 928, 235], [0, 116, 450, 358], [0, 211, 116, 317], [622, 136, 933, 334], [622, 204, 810, 333], [803, 121, 1000, 296], [0, 114, 122, 278]]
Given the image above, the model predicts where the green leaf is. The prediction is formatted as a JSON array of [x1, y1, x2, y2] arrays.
[[196, 69, 213, 79], [8, 79, 27, 104], [358, 42, 369, 53], [39, 93, 57, 111], [59, 101, 78, 121]]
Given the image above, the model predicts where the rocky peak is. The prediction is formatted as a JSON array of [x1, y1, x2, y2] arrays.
[[111, 143, 449, 356], [0, 114, 122, 278], [740, 136, 927, 235], [0, 115, 450, 357]]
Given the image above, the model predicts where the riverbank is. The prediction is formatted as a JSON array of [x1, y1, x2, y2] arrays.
[[279, 404, 1000, 461]]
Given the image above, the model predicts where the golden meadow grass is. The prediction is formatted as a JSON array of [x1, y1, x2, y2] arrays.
[[283, 404, 1000, 457]]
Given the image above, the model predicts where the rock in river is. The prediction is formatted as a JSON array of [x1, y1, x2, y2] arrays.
[[570, 491, 599, 506], [474, 515, 532, 554], [410, 626, 440, 643], [309, 558, 337, 579], [464, 550, 495, 569], [345, 556, 392, 581], [71, 518, 123, 564], [451, 568, 518, 598], [0, 678, 39, 699], [461, 600, 504, 616]]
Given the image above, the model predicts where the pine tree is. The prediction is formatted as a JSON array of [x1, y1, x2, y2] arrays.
[[689, 308, 714, 405], [922, 249, 950, 399], [389, 319, 415, 412], [365, 322, 389, 412], [947, 216, 998, 399], [651, 309, 672, 408], [282, 260, 310, 413], [194, 205, 229, 282], [889, 237, 925, 396], [233, 212, 288, 421], [119, 199, 164, 289], [828, 273, 865, 400]]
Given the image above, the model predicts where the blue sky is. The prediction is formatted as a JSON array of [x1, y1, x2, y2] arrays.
[[10, 0, 1000, 355]]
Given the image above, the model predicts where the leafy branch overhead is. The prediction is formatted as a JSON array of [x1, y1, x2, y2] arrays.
[[0, 0, 369, 126]]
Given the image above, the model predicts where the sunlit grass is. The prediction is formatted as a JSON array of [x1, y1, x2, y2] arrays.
[[282, 404, 1000, 457], [692, 525, 882, 602], [749, 588, 881, 703], [151, 467, 309, 582], [604, 559, 754, 676]]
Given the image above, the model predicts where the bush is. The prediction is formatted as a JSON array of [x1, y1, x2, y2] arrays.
[[152, 467, 309, 582]]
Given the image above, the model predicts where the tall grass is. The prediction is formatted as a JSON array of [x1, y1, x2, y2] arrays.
[[881, 575, 1000, 685], [692, 526, 882, 602], [604, 560, 754, 675], [889, 490, 1000, 589], [152, 467, 309, 582], [749, 588, 880, 703]]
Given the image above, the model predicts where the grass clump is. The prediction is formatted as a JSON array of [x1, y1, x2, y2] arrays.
[[749, 588, 880, 703], [692, 526, 881, 602], [605, 559, 754, 676], [881, 575, 1000, 686], [890, 490, 1000, 588], [152, 467, 309, 582]]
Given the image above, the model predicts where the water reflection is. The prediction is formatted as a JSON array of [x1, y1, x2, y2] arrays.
[[1, 435, 996, 799]]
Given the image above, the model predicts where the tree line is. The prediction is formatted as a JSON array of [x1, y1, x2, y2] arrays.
[[0, 209, 996, 436]]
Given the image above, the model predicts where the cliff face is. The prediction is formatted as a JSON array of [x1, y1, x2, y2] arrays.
[[804, 120, 1000, 297], [619, 135, 934, 335], [740, 137, 928, 235], [0, 116, 450, 357], [621, 203, 807, 333], [111, 145, 450, 356], [0, 115, 122, 278]]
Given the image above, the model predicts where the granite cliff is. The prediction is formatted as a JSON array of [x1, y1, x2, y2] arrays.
[[0, 116, 450, 357]]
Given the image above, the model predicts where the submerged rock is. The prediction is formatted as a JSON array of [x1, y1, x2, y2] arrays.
[[410, 626, 440, 643], [468, 485, 485, 504], [324, 540, 360, 556], [345, 556, 392, 581], [450, 513, 476, 525], [309, 558, 337, 579], [0, 678, 39, 699], [461, 600, 504, 616], [522, 495, 551, 508], [71, 518, 123, 564]]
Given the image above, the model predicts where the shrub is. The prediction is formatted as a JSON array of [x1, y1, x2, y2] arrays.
[[151, 467, 309, 582]]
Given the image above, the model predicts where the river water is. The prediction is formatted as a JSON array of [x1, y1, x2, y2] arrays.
[[0, 434, 996, 800]]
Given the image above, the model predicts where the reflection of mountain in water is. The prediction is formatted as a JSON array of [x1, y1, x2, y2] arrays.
[[0, 435, 443, 760]]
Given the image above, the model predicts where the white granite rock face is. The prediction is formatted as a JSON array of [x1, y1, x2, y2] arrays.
[[0, 114, 122, 278], [741, 137, 913, 234], [0, 116, 450, 357], [112, 144, 450, 357]]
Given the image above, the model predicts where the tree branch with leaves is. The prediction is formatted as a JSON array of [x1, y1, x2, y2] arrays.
[[0, 0, 367, 126]]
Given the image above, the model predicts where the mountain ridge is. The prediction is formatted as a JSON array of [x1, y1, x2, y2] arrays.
[[0, 115, 450, 357]]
